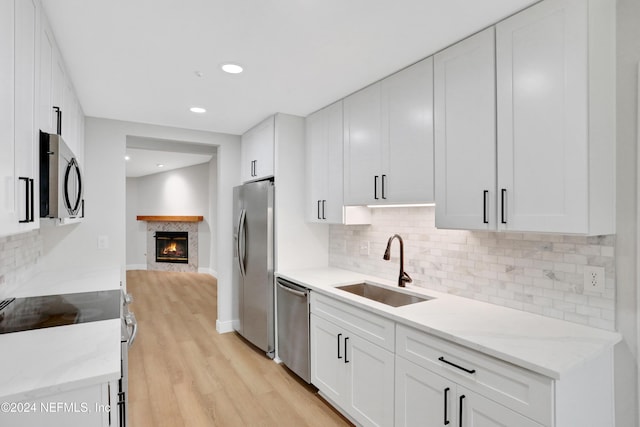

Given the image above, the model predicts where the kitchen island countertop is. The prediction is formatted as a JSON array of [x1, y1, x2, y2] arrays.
[[0, 266, 122, 402]]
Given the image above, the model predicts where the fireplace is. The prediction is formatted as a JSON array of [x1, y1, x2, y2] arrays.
[[155, 231, 188, 264]]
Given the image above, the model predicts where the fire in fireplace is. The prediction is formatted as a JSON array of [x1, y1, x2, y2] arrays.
[[155, 232, 188, 264]]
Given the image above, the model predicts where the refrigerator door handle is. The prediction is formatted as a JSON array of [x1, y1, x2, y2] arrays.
[[237, 209, 247, 277]]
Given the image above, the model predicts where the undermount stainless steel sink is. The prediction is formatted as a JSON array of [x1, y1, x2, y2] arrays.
[[336, 283, 431, 307]]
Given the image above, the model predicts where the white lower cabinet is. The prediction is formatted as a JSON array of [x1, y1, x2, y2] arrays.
[[396, 356, 542, 427], [310, 292, 614, 427], [0, 381, 119, 427], [310, 307, 394, 427]]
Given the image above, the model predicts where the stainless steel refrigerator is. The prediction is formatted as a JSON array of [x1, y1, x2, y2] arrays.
[[232, 180, 275, 358]]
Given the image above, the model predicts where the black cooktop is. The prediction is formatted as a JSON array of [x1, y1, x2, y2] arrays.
[[0, 290, 120, 334]]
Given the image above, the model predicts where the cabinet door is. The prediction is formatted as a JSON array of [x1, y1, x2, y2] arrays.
[[434, 28, 496, 230], [39, 15, 55, 134], [305, 107, 328, 222], [14, 0, 39, 232], [347, 333, 394, 427], [396, 356, 456, 427], [382, 57, 434, 204], [241, 116, 274, 182], [310, 314, 346, 405], [0, 0, 17, 236], [459, 387, 543, 427], [343, 83, 382, 205], [496, 0, 588, 233], [324, 101, 346, 223], [0, 381, 117, 427]]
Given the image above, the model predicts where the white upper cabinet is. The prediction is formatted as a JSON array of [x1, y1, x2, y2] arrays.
[[344, 57, 434, 206], [0, 0, 39, 237], [241, 115, 275, 182], [343, 82, 382, 205], [436, 0, 614, 235], [306, 101, 370, 224], [495, 0, 614, 234], [435, 28, 496, 231], [382, 56, 435, 205], [0, 0, 17, 236], [39, 11, 85, 160]]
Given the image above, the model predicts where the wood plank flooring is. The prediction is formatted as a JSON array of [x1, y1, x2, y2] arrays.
[[126, 270, 353, 427]]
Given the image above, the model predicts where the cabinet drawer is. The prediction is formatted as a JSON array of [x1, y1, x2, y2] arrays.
[[396, 325, 553, 426], [311, 293, 395, 352]]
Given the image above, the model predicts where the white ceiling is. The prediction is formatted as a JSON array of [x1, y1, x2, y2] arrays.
[[125, 148, 213, 178], [41, 0, 538, 136]]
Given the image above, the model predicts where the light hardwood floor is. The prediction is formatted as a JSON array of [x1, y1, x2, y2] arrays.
[[126, 270, 353, 427]]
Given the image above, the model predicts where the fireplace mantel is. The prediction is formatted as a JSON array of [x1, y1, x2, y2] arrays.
[[136, 215, 204, 222]]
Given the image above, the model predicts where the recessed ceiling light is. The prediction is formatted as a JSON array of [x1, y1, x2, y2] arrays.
[[124, 155, 130, 161], [190, 107, 206, 114], [221, 63, 243, 74], [157, 164, 165, 168]]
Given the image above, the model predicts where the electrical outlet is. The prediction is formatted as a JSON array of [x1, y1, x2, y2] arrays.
[[359, 241, 370, 256], [584, 266, 605, 294], [97, 235, 109, 250]]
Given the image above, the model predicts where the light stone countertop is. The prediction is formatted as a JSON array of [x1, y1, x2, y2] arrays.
[[277, 267, 622, 379], [0, 266, 122, 401]]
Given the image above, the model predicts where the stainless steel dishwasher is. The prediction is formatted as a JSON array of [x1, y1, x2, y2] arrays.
[[276, 277, 311, 383]]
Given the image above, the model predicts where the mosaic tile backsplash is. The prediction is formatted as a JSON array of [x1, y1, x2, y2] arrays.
[[329, 206, 615, 331], [0, 230, 42, 298]]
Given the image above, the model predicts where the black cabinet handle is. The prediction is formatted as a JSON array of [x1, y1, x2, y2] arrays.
[[344, 337, 349, 363], [53, 106, 62, 135], [483, 190, 489, 224], [317, 200, 321, 220], [374, 175, 379, 200], [322, 200, 326, 220], [381, 174, 387, 199], [444, 387, 450, 425], [459, 395, 465, 427], [337, 333, 342, 359], [29, 178, 34, 222], [438, 356, 476, 374], [501, 189, 507, 224], [18, 177, 30, 223]]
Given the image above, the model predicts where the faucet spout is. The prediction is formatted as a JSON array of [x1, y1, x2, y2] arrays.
[[383, 234, 412, 287]]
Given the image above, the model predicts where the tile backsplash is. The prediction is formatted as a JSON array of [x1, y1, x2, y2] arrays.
[[329, 206, 615, 331], [0, 231, 42, 298]]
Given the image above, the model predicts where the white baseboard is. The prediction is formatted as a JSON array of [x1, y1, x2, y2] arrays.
[[126, 264, 147, 271], [216, 319, 234, 334], [197, 267, 218, 278]]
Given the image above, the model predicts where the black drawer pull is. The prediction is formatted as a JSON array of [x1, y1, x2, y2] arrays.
[[438, 356, 476, 374], [322, 200, 326, 219], [337, 333, 342, 359], [317, 200, 321, 220], [459, 395, 465, 427]]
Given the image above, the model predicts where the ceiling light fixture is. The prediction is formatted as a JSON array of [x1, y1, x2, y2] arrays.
[[124, 155, 130, 161], [157, 164, 165, 168], [190, 107, 206, 114], [221, 63, 243, 74]]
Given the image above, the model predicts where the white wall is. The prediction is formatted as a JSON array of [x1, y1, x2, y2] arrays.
[[39, 117, 240, 332], [615, 0, 640, 425], [126, 162, 213, 271], [126, 178, 145, 269]]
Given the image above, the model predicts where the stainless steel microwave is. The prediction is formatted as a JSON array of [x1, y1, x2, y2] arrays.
[[39, 131, 84, 219]]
